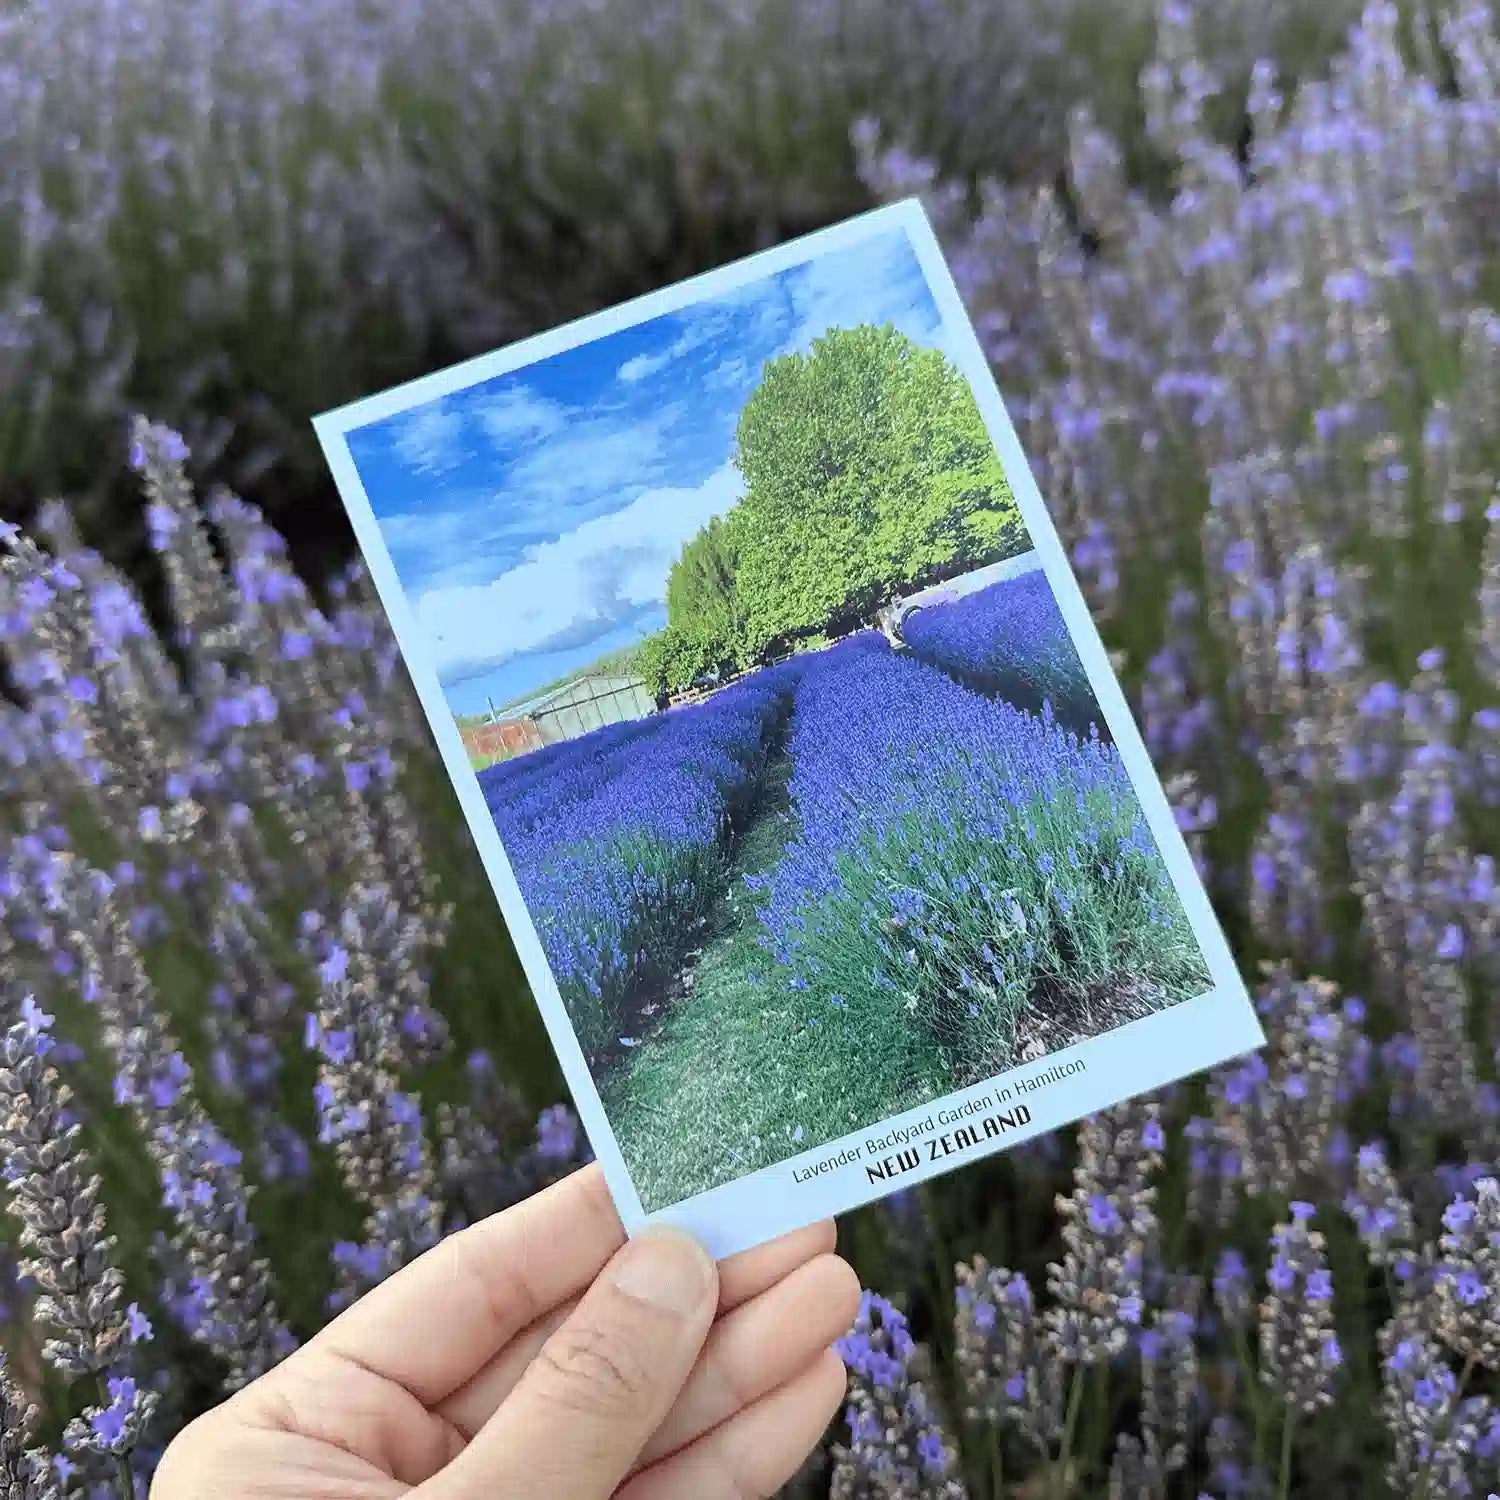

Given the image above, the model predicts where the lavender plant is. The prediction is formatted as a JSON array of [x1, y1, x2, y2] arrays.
[[954, 1261, 1063, 1461], [309, 884, 443, 1307], [0, 1001, 158, 1490], [0, 0, 1371, 556], [1434, 1181, 1500, 1373], [833, 1293, 967, 1500], [0, 842, 292, 1387], [0, 1349, 56, 1500]]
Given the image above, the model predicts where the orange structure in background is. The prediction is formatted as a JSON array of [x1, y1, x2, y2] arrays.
[[459, 672, 657, 765], [460, 716, 544, 762]]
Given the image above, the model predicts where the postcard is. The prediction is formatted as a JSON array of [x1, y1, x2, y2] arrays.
[[313, 200, 1263, 1259]]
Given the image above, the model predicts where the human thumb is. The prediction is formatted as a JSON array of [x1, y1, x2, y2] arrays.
[[423, 1227, 719, 1499]]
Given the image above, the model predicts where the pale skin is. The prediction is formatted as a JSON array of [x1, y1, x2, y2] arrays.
[[151, 1165, 860, 1500]]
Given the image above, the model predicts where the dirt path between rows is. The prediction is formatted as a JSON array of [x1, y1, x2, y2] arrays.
[[600, 750, 813, 1209]]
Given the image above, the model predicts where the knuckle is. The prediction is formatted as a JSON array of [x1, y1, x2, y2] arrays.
[[443, 1218, 538, 1337], [716, 1348, 757, 1417], [534, 1322, 653, 1420]]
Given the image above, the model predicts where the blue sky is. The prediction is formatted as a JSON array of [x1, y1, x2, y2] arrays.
[[347, 226, 957, 715]]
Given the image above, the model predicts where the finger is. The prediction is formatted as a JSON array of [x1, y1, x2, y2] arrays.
[[719, 1219, 837, 1312], [435, 1219, 839, 1437], [617, 1348, 848, 1500], [303, 1164, 623, 1404], [428, 1229, 718, 1500], [638, 1253, 859, 1465]]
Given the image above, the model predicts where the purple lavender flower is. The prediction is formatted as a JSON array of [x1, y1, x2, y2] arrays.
[[1129, 1282, 1201, 1491], [1046, 1101, 1163, 1365], [1434, 1178, 1500, 1368], [0, 1349, 59, 1499], [833, 1292, 967, 1499], [0, 1007, 158, 1464], [534, 1105, 583, 1165], [1259, 1207, 1341, 1415], [1210, 968, 1357, 1200], [1213, 1249, 1253, 1332], [954, 1260, 1061, 1454], [1343, 1142, 1416, 1267], [1380, 1300, 1496, 1497], [314, 884, 443, 1304]]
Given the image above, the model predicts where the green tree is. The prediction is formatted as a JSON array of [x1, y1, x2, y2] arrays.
[[636, 620, 732, 701], [727, 324, 1023, 656], [664, 515, 749, 666]]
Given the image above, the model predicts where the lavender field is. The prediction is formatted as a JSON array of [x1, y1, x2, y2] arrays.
[[484, 581, 1207, 1211], [902, 567, 1103, 737], [480, 667, 798, 1060], [1, 3, 1499, 1498]]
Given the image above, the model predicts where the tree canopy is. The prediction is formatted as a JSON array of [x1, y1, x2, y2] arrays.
[[637, 323, 1025, 697]]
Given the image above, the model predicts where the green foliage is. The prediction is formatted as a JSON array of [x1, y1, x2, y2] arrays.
[[665, 516, 747, 653], [608, 732, 1206, 1209], [659, 324, 1025, 668], [641, 518, 752, 696], [635, 623, 726, 698]]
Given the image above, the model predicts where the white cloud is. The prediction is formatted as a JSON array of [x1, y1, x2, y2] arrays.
[[414, 461, 745, 682], [379, 505, 490, 568], [389, 402, 469, 476], [378, 501, 522, 595], [505, 401, 687, 510], [617, 349, 673, 384], [473, 385, 567, 447], [383, 382, 569, 480], [615, 308, 738, 384], [705, 354, 752, 390], [776, 230, 948, 361]]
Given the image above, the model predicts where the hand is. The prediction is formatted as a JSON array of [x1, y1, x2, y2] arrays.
[[151, 1165, 859, 1499]]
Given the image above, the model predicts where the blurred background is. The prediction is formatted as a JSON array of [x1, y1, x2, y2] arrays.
[[1, 1, 1498, 1496]]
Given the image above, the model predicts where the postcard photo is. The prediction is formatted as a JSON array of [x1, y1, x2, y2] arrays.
[[316, 201, 1260, 1257]]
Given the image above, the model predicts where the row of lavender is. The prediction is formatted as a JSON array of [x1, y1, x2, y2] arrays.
[[482, 666, 799, 1060], [901, 568, 1103, 738], [0, 425, 586, 1495], [746, 632, 1207, 1096]]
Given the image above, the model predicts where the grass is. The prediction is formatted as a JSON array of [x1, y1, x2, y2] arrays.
[[607, 753, 949, 1210]]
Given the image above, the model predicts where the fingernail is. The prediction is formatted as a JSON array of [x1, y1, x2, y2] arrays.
[[612, 1229, 715, 1316]]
